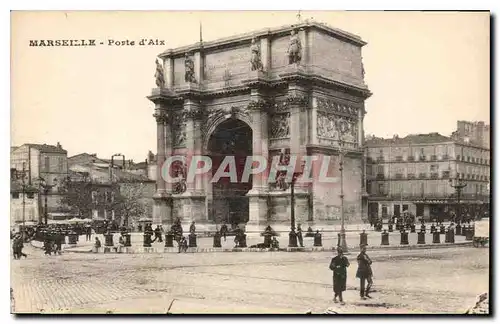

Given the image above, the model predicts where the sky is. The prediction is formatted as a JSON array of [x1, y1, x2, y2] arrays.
[[10, 11, 490, 162]]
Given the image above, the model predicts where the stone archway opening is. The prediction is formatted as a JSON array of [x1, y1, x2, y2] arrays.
[[207, 118, 253, 228]]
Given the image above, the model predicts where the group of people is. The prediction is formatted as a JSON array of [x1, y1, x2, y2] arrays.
[[329, 245, 374, 304]]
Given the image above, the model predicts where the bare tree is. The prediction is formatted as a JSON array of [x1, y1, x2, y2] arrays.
[[58, 175, 93, 218], [113, 183, 147, 226]]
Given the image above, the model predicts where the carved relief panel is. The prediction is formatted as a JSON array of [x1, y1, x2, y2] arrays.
[[172, 110, 186, 148], [315, 97, 359, 148], [269, 98, 291, 139]]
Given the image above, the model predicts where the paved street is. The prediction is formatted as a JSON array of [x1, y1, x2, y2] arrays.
[[11, 244, 488, 314]]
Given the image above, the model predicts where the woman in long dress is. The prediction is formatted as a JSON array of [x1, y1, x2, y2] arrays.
[[329, 247, 350, 304]]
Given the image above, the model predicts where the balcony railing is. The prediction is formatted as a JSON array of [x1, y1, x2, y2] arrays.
[[418, 173, 427, 179], [419, 156, 426, 161], [407, 156, 415, 162], [376, 157, 384, 162], [430, 173, 439, 179], [376, 174, 385, 180], [394, 156, 403, 162], [431, 155, 437, 161], [407, 173, 416, 179], [394, 173, 404, 179]]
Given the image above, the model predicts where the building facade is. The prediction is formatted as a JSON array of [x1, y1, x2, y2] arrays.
[[365, 129, 490, 222], [10, 143, 68, 224], [68, 153, 156, 224], [149, 21, 371, 232]]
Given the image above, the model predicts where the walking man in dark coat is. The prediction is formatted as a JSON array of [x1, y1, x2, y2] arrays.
[[329, 247, 349, 304], [356, 244, 373, 300]]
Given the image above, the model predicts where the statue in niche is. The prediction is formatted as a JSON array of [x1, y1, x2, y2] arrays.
[[184, 53, 197, 83], [287, 29, 302, 65], [154, 58, 165, 88], [275, 149, 291, 191], [172, 160, 187, 194], [250, 37, 263, 71]]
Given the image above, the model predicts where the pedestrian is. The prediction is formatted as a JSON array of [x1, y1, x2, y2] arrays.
[[85, 225, 92, 241], [12, 235, 20, 259], [16, 235, 27, 259], [329, 247, 349, 305], [356, 244, 373, 300], [190, 221, 196, 235], [94, 237, 102, 251], [220, 223, 228, 241], [154, 225, 163, 243], [115, 235, 125, 253], [178, 236, 188, 253], [297, 224, 304, 247], [54, 230, 63, 255]]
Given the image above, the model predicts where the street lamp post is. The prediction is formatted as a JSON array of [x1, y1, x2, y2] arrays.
[[38, 178, 57, 225], [288, 163, 304, 248], [449, 174, 467, 223], [338, 139, 348, 252]]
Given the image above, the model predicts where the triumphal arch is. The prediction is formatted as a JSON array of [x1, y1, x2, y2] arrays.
[[148, 21, 371, 232]]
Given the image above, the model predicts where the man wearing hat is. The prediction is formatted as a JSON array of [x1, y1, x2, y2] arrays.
[[356, 244, 373, 300], [329, 246, 350, 304]]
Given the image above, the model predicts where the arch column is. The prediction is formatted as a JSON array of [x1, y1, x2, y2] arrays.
[[179, 98, 207, 228], [152, 105, 172, 225], [246, 86, 270, 233], [286, 85, 311, 226]]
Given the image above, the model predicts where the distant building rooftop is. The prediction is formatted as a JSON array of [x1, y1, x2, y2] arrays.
[[14, 143, 67, 154], [365, 133, 452, 146]]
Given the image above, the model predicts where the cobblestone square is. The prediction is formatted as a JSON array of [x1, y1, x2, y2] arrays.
[[11, 245, 488, 314]]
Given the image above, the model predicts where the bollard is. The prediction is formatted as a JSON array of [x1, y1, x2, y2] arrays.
[[417, 231, 426, 244], [264, 233, 272, 248], [465, 227, 474, 241], [455, 224, 462, 236], [68, 231, 78, 245], [143, 233, 152, 247], [462, 226, 469, 237], [289, 230, 298, 248], [104, 233, 114, 247], [432, 231, 440, 244], [189, 233, 197, 247], [400, 230, 409, 245], [381, 230, 389, 246], [213, 232, 222, 248], [239, 234, 247, 248], [165, 232, 174, 247], [313, 232, 322, 247], [410, 224, 416, 233], [123, 233, 131, 247], [444, 230, 451, 243], [388, 224, 394, 232], [448, 229, 455, 243], [359, 230, 368, 246]]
